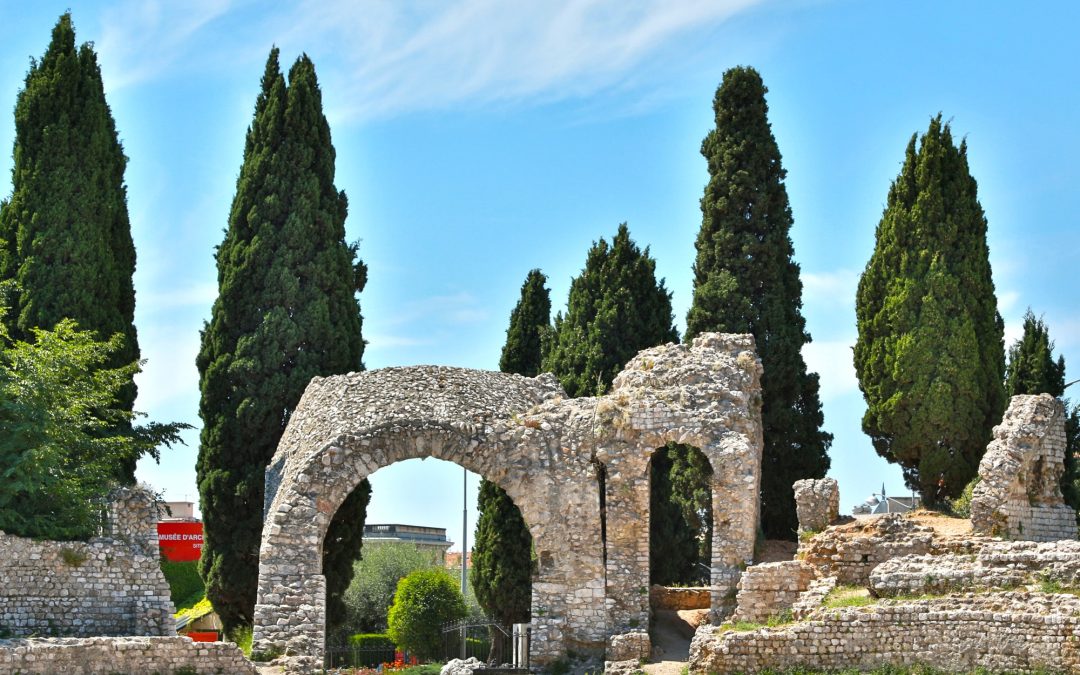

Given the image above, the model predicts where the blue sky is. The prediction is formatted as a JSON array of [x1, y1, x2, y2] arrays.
[[1, 1, 1077, 546]]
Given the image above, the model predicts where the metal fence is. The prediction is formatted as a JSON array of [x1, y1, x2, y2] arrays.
[[441, 617, 530, 669]]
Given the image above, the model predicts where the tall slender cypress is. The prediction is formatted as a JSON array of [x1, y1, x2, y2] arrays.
[[686, 67, 831, 538], [473, 270, 549, 632], [543, 223, 677, 397], [196, 50, 369, 633], [0, 13, 140, 481], [855, 115, 1005, 503]]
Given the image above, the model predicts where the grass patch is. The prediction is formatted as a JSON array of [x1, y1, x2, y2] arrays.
[[173, 596, 214, 624], [1038, 577, 1080, 596], [229, 625, 253, 657], [160, 560, 205, 610], [823, 585, 874, 609], [722, 609, 795, 633], [398, 665, 442, 675]]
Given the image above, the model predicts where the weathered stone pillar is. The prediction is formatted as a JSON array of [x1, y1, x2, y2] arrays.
[[793, 478, 839, 534], [601, 443, 651, 635], [252, 571, 325, 669], [706, 432, 762, 620]]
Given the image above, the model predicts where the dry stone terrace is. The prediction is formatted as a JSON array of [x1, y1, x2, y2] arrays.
[[252, 333, 765, 672]]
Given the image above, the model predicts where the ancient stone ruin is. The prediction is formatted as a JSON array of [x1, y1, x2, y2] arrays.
[[793, 477, 839, 533], [0, 487, 255, 673], [689, 396, 1080, 675], [252, 333, 764, 671], [0, 487, 174, 638], [971, 393, 1076, 541]]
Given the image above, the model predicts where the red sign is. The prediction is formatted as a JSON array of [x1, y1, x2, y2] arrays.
[[158, 521, 203, 562]]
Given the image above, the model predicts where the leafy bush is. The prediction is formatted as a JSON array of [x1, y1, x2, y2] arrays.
[[387, 568, 467, 659], [160, 560, 205, 610], [947, 476, 980, 518], [342, 542, 443, 634]]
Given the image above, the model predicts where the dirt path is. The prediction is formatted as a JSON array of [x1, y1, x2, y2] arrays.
[[643, 610, 693, 675]]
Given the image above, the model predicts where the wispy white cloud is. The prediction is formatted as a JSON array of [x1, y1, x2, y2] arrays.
[[139, 282, 219, 313], [378, 291, 490, 327], [97, 0, 235, 91], [93, 0, 766, 119], [802, 269, 859, 308], [802, 338, 859, 402]]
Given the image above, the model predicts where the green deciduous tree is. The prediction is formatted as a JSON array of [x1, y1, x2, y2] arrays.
[[472, 270, 547, 629], [0, 316, 184, 540], [855, 115, 1005, 504], [686, 66, 831, 539], [543, 223, 677, 397], [387, 568, 467, 660], [196, 49, 369, 633], [343, 542, 442, 634], [0, 13, 141, 481]]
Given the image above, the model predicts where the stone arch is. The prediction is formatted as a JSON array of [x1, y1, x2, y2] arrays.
[[252, 334, 763, 672]]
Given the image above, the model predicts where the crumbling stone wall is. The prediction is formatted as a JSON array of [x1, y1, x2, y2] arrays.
[[649, 585, 710, 611], [796, 514, 933, 585], [731, 561, 816, 623], [870, 539, 1080, 597], [0, 636, 256, 674], [252, 333, 763, 672], [793, 477, 838, 533], [0, 488, 174, 638], [971, 394, 1076, 541], [690, 592, 1080, 674]]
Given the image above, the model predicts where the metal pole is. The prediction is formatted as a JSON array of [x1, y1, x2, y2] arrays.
[[461, 467, 467, 659]]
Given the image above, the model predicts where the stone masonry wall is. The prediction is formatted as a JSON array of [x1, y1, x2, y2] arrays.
[[732, 561, 816, 623], [971, 394, 1076, 541], [0, 636, 256, 674], [690, 592, 1080, 674], [870, 539, 1080, 597], [253, 333, 764, 673], [797, 514, 933, 585], [0, 488, 174, 638], [793, 478, 838, 533]]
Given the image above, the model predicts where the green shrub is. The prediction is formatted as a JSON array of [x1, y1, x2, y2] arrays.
[[350, 632, 395, 650], [387, 568, 467, 660], [947, 476, 980, 518], [160, 560, 205, 610]]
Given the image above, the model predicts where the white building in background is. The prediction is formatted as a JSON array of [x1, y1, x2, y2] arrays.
[[362, 523, 453, 561]]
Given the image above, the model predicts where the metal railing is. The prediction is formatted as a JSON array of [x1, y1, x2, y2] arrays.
[[440, 617, 530, 670]]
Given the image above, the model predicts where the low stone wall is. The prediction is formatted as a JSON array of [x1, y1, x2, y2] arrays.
[[648, 585, 711, 611], [606, 631, 650, 661], [690, 592, 1080, 674], [0, 636, 256, 674], [732, 561, 816, 623], [797, 514, 933, 585], [972, 394, 1077, 542], [0, 488, 174, 637], [870, 539, 1080, 597]]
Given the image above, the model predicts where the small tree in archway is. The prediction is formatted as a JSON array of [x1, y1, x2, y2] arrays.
[[387, 568, 467, 660]]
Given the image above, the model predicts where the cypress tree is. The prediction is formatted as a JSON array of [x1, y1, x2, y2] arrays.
[[1005, 309, 1066, 397], [855, 115, 1006, 504], [0, 13, 140, 481], [686, 66, 831, 538], [498, 269, 551, 377], [542, 223, 678, 397], [472, 270, 549, 631], [196, 50, 369, 633]]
